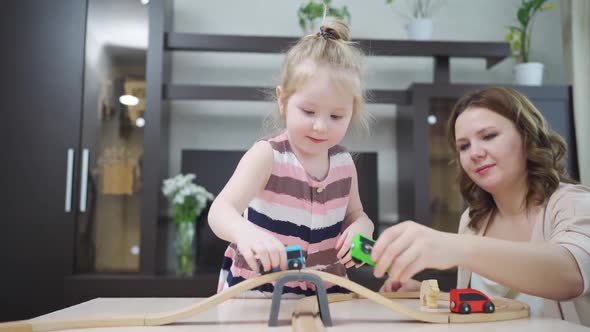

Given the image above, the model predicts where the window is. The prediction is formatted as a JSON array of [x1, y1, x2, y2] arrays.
[[460, 293, 488, 301]]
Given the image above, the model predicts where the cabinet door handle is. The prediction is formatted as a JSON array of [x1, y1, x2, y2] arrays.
[[64, 148, 74, 212], [79, 148, 89, 212]]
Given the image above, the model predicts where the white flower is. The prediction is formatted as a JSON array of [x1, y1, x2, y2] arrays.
[[161, 173, 214, 213], [173, 193, 185, 205]]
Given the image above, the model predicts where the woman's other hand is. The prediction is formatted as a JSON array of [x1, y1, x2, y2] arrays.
[[371, 221, 459, 281], [379, 277, 421, 292]]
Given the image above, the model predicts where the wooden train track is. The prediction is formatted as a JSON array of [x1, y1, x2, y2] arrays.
[[0, 270, 529, 331], [292, 290, 530, 331]]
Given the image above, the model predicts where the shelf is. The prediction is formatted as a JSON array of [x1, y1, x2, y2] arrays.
[[165, 33, 510, 69], [164, 84, 412, 105]]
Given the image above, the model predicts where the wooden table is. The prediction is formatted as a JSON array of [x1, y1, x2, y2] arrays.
[[30, 297, 589, 331]]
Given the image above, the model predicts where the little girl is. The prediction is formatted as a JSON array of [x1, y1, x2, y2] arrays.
[[208, 21, 374, 297]]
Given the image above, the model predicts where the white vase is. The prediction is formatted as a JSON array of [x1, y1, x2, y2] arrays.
[[514, 62, 544, 86], [406, 18, 433, 40]]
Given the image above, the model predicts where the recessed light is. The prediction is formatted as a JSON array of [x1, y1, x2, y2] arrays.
[[427, 115, 437, 125], [119, 94, 139, 106], [135, 117, 146, 127]]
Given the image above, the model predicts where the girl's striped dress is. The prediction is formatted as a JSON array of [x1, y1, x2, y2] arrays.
[[217, 131, 354, 297]]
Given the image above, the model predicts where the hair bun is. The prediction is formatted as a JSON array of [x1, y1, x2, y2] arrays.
[[318, 21, 351, 42]]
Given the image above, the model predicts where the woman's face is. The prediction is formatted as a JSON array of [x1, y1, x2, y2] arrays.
[[454, 107, 527, 195]]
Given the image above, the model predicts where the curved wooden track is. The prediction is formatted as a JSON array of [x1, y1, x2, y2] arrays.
[[0, 269, 529, 331], [291, 271, 528, 325], [292, 288, 530, 330]]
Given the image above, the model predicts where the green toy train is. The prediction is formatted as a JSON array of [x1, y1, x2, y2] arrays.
[[350, 234, 376, 266]]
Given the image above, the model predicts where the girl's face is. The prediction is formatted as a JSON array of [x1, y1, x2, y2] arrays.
[[454, 107, 527, 195], [278, 65, 354, 159]]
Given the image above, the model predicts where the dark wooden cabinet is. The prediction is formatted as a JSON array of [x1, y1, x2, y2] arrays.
[[0, 0, 154, 321], [0, 0, 87, 321], [398, 84, 578, 233]]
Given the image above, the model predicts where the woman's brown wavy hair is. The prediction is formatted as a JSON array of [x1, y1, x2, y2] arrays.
[[446, 87, 574, 230]]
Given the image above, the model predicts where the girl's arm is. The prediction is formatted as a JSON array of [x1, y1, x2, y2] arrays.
[[207, 141, 287, 272], [335, 164, 374, 268], [371, 221, 585, 301]]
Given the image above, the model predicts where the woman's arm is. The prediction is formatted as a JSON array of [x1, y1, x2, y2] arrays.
[[207, 141, 287, 272], [459, 234, 584, 300], [380, 278, 421, 292], [371, 222, 585, 301], [468, 186, 590, 300]]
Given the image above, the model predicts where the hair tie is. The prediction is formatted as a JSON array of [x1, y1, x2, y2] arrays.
[[317, 26, 338, 41]]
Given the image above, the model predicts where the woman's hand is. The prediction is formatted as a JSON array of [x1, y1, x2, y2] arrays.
[[379, 277, 421, 292], [235, 225, 287, 273], [335, 218, 374, 268], [371, 221, 459, 281]]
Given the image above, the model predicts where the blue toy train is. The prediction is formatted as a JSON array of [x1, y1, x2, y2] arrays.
[[258, 245, 305, 274]]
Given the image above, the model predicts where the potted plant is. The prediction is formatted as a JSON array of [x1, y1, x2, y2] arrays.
[[385, 0, 446, 40], [504, 0, 555, 85], [297, 0, 351, 34], [162, 173, 214, 276]]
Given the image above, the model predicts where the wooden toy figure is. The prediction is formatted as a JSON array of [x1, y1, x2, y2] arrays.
[[420, 279, 440, 309]]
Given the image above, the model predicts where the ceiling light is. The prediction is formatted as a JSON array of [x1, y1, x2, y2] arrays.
[[119, 94, 139, 106]]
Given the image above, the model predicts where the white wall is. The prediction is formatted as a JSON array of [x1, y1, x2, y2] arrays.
[[167, 0, 565, 224]]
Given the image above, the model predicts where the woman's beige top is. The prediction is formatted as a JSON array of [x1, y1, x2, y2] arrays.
[[471, 272, 545, 316], [457, 183, 590, 327]]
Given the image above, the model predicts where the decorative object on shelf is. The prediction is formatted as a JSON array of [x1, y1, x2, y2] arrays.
[[297, 0, 350, 34], [504, 0, 555, 85], [162, 173, 214, 276], [98, 146, 143, 195], [386, 0, 446, 40], [123, 79, 145, 123]]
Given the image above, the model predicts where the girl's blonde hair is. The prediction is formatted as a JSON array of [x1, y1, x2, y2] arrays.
[[266, 20, 370, 136], [446, 86, 575, 230]]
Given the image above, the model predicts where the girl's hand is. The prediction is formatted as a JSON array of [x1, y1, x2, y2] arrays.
[[379, 277, 421, 292], [335, 219, 374, 268], [371, 221, 459, 281], [235, 225, 287, 273]]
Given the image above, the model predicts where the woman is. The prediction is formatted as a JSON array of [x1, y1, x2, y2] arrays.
[[372, 87, 589, 325]]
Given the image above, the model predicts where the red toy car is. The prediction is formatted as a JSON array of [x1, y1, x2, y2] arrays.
[[449, 289, 495, 314]]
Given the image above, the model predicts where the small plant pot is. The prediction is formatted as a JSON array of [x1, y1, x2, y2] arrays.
[[406, 18, 433, 40], [514, 62, 544, 86]]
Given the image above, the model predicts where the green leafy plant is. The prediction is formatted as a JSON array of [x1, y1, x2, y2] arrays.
[[297, 0, 351, 33], [385, 0, 446, 19], [504, 0, 555, 63], [161, 173, 214, 225]]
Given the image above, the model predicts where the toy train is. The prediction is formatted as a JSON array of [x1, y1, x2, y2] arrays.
[[450, 288, 495, 314], [258, 245, 305, 274], [350, 233, 376, 266]]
